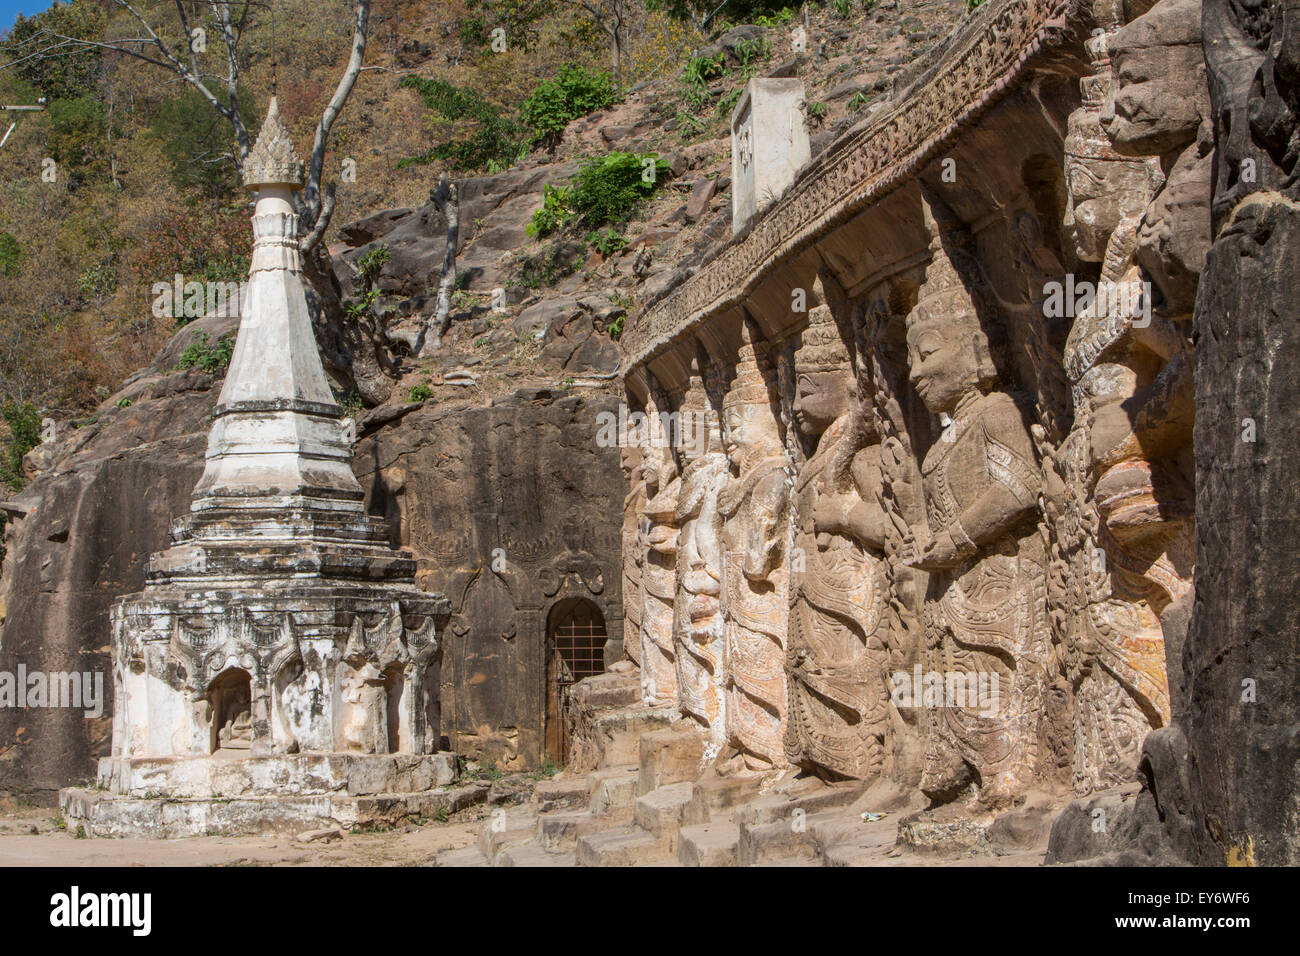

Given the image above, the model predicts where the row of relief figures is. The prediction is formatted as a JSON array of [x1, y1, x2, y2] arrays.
[[617, 3, 1208, 806], [620, 248, 1192, 811]]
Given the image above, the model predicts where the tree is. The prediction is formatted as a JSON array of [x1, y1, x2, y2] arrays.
[[2, 1, 391, 401], [0, 0, 370, 251], [558, 0, 632, 87]]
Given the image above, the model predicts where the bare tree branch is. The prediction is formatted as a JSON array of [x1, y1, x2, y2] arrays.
[[299, 0, 370, 246]]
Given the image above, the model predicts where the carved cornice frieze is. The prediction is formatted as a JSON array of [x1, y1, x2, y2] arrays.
[[621, 0, 1082, 375]]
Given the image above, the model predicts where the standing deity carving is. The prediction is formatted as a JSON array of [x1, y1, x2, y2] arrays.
[[719, 325, 791, 773], [784, 299, 893, 780]]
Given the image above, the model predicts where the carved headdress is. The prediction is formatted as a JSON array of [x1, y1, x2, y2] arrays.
[[723, 324, 777, 410], [907, 216, 1002, 388], [795, 303, 852, 374]]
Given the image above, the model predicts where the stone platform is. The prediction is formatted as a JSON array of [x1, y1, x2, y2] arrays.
[[60, 752, 480, 838]]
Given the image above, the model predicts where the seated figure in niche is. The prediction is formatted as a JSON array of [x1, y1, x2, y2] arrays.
[[904, 214, 1051, 811]]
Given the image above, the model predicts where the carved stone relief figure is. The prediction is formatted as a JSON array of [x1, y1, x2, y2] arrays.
[[621, 441, 647, 668], [905, 206, 1051, 810], [784, 298, 892, 781], [1052, 0, 1205, 790], [719, 324, 791, 773], [638, 392, 681, 706], [673, 360, 729, 761], [640, 470, 681, 706]]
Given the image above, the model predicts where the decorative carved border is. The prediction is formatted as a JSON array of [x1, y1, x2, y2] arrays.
[[621, 0, 1082, 374]]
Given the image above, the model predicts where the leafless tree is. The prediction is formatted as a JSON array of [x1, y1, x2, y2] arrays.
[[1, 1, 399, 400], [420, 173, 460, 357], [559, 0, 631, 87], [1, 0, 369, 250]]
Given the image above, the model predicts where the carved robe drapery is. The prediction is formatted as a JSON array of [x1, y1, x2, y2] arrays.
[[785, 415, 891, 780]]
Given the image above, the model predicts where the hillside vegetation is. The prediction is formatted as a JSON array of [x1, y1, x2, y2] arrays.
[[0, 0, 971, 517]]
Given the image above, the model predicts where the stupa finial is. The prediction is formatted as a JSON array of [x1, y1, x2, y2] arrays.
[[243, 96, 304, 190]]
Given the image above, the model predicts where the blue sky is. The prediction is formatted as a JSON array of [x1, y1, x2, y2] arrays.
[[1, 1, 54, 33]]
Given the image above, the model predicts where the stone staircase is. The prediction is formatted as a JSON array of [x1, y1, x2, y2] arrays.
[[433, 710, 907, 867], [429, 667, 1060, 867]]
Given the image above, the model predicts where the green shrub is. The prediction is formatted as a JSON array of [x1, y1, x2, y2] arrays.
[[682, 51, 727, 89], [754, 7, 797, 26], [398, 77, 527, 173], [150, 87, 257, 199], [570, 152, 671, 227], [45, 96, 113, 187], [0, 402, 40, 493], [409, 383, 434, 402], [0, 232, 21, 278], [585, 227, 627, 257], [521, 64, 619, 148], [357, 246, 391, 280], [174, 332, 235, 375], [527, 184, 576, 238]]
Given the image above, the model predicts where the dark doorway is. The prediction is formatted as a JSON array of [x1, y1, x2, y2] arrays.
[[384, 664, 405, 753], [545, 598, 608, 765]]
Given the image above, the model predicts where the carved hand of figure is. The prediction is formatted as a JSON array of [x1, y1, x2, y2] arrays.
[[813, 491, 855, 537], [908, 529, 968, 571]]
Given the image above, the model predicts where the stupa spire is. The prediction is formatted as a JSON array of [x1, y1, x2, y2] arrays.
[[189, 98, 360, 513]]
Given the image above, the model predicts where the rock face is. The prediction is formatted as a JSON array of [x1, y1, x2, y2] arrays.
[[618, 0, 1226, 831], [1172, 0, 1300, 866], [353, 388, 626, 770]]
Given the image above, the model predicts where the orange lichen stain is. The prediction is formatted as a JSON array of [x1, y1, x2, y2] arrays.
[[467, 672, 487, 686], [1225, 837, 1255, 867]]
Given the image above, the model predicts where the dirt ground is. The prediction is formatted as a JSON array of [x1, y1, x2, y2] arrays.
[[0, 803, 485, 867]]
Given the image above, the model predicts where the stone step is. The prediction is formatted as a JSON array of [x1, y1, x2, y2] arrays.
[[638, 724, 704, 796], [575, 825, 668, 867], [688, 774, 761, 818], [535, 810, 608, 850], [532, 776, 592, 813], [736, 816, 822, 867], [496, 843, 576, 867], [432, 846, 490, 867], [591, 706, 677, 770], [634, 781, 705, 852], [477, 807, 537, 860], [736, 779, 866, 827], [588, 766, 639, 816], [678, 822, 739, 867]]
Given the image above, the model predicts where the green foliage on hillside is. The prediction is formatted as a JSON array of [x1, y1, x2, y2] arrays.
[[1, 4, 104, 100], [397, 76, 528, 172], [528, 152, 671, 238], [174, 332, 235, 375], [0, 402, 40, 493], [571, 152, 671, 226], [0, 232, 21, 278], [521, 64, 620, 148], [150, 88, 258, 199]]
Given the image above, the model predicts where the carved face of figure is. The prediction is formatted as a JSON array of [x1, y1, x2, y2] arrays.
[[793, 370, 851, 440], [906, 320, 981, 416], [722, 401, 778, 470], [620, 444, 643, 484], [1101, 0, 1204, 156], [1063, 151, 1154, 263]]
